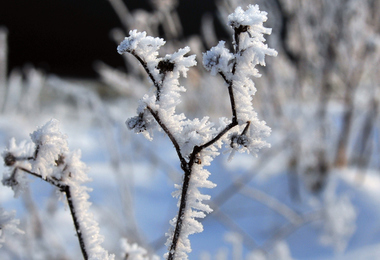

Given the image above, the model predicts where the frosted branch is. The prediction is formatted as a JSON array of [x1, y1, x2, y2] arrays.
[[118, 4, 277, 259], [2, 120, 114, 260]]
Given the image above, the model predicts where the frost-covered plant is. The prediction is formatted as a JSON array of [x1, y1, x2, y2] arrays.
[[118, 5, 277, 259], [1, 119, 114, 260], [0, 208, 24, 248]]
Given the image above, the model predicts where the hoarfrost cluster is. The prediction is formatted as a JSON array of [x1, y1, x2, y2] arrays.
[[117, 4, 277, 259], [1, 119, 114, 260]]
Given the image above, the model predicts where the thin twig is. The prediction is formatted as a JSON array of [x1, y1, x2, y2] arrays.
[[64, 185, 89, 260], [146, 106, 187, 171], [146, 105, 192, 260], [167, 166, 191, 260], [15, 163, 89, 260], [167, 32, 243, 258], [131, 51, 162, 100]]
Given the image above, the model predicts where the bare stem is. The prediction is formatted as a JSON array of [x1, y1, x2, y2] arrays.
[[131, 51, 162, 101], [166, 35, 243, 258], [6, 150, 89, 260], [133, 29, 248, 258], [167, 166, 191, 260], [64, 185, 89, 260], [146, 106, 187, 171]]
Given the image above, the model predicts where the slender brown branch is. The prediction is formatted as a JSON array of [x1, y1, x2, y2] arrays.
[[149, 144, 285, 252], [167, 166, 191, 260], [17, 167, 65, 190], [168, 119, 238, 259], [168, 33, 244, 258], [14, 165, 89, 260], [146, 106, 188, 171], [131, 51, 162, 100], [219, 71, 238, 123], [134, 27, 255, 258], [145, 106, 193, 260], [188, 122, 239, 168], [64, 185, 89, 260], [219, 72, 231, 85]]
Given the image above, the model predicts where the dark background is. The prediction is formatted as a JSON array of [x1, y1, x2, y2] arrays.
[[0, 0, 218, 78]]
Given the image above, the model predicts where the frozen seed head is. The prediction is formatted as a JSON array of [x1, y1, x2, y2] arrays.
[[230, 133, 250, 149], [228, 5, 272, 35], [3, 153, 16, 166], [126, 114, 147, 133], [202, 41, 234, 76], [161, 46, 197, 77], [157, 59, 175, 74], [117, 30, 147, 54], [117, 30, 165, 56]]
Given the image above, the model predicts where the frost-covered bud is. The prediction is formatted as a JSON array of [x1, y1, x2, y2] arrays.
[[2, 171, 18, 188], [126, 108, 156, 141], [30, 119, 69, 180], [2, 138, 35, 197], [227, 5, 271, 35], [117, 30, 166, 64], [117, 30, 147, 54], [161, 46, 197, 78], [126, 113, 147, 133], [157, 59, 175, 74], [230, 133, 250, 149], [203, 41, 234, 76], [3, 152, 16, 166]]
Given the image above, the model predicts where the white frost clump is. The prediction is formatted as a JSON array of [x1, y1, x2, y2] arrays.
[[120, 238, 159, 260], [117, 30, 165, 63], [121, 34, 197, 143], [2, 119, 114, 260], [30, 118, 69, 180], [203, 5, 276, 160], [117, 30, 166, 85], [0, 208, 24, 248], [203, 41, 234, 76], [228, 5, 274, 49], [2, 138, 35, 197]]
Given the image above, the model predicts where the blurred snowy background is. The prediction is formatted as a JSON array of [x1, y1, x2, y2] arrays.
[[1, 0, 380, 259]]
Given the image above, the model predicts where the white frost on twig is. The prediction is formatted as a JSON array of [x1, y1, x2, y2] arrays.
[[119, 4, 277, 259], [2, 119, 115, 260], [0, 208, 24, 248]]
